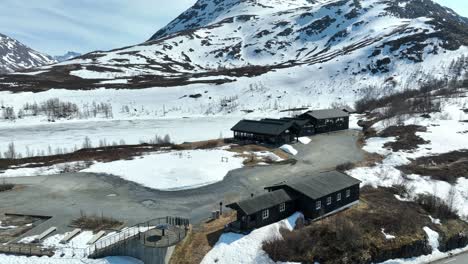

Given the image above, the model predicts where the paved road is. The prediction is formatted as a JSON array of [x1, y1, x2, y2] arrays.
[[431, 252, 468, 264], [0, 130, 364, 238]]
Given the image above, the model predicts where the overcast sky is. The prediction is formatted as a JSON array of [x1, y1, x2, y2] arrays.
[[0, 0, 466, 56]]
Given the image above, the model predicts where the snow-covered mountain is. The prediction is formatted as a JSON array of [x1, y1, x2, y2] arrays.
[[0, 33, 55, 74], [54, 51, 82, 62], [1, 0, 468, 95]]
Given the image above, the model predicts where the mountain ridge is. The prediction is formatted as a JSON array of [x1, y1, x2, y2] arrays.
[[0, 33, 55, 74], [1, 0, 467, 94]]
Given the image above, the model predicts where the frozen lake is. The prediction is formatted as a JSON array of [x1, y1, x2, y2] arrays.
[[0, 117, 242, 157]]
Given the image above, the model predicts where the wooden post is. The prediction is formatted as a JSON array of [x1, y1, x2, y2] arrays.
[[219, 201, 223, 216]]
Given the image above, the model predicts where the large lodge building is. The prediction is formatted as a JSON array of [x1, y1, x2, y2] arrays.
[[231, 108, 351, 145]]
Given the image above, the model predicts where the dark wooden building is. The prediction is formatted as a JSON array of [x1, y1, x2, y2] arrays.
[[226, 171, 361, 231], [231, 119, 301, 145], [299, 109, 349, 134]]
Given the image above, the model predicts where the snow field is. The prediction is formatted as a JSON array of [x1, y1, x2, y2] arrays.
[[201, 212, 303, 264]]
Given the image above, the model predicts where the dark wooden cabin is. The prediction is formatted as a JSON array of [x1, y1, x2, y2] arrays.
[[299, 109, 349, 133], [226, 189, 297, 230], [231, 119, 301, 145], [226, 171, 361, 231], [265, 171, 361, 220]]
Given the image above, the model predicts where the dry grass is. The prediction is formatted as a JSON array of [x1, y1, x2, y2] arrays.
[[170, 212, 236, 264], [0, 184, 14, 192], [71, 213, 123, 231], [399, 150, 468, 184], [228, 144, 291, 166]]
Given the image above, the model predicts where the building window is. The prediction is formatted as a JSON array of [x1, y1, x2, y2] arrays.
[[316, 201, 321, 210], [279, 203, 286, 212], [337, 193, 341, 201], [346, 189, 351, 198], [327, 196, 332, 205], [262, 209, 269, 220]]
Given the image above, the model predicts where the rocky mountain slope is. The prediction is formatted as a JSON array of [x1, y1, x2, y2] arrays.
[[1, 0, 468, 94], [0, 33, 55, 74], [54, 51, 82, 62]]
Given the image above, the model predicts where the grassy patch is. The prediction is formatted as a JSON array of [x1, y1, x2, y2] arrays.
[[399, 150, 468, 183], [0, 184, 14, 192], [170, 212, 236, 264], [380, 125, 429, 151], [71, 213, 123, 231]]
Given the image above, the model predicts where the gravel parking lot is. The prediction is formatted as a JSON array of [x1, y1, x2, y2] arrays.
[[0, 130, 365, 237]]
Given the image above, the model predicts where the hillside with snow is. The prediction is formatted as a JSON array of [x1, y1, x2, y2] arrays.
[[1, 0, 467, 96], [0, 33, 55, 74]]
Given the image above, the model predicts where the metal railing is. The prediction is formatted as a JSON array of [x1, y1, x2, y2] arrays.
[[0, 243, 54, 257], [88, 216, 189, 257]]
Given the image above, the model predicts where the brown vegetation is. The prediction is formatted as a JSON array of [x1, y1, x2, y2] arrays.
[[170, 212, 236, 264], [71, 213, 123, 231], [399, 150, 468, 183], [0, 183, 14, 192], [380, 125, 430, 151]]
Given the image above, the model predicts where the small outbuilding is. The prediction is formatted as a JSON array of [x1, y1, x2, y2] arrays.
[[299, 109, 349, 134], [226, 171, 361, 231]]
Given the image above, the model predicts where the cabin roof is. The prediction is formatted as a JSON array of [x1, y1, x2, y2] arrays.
[[231, 119, 296, 136], [342, 106, 355, 113], [266, 171, 361, 200], [226, 189, 296, 215], [302, 109, 349, 119]]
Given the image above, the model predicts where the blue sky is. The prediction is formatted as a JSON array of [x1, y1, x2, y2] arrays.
[[0, 0, 466, 56]]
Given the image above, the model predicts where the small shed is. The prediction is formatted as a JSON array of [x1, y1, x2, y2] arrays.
[[299, 109, 349, 133]]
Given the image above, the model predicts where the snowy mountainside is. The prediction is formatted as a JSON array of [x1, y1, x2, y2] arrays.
[[0, 33, 55, 74], [54, 51, 82, 62], [1, 0, 468, 95]]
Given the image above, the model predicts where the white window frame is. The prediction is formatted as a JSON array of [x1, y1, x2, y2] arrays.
[[346, 189, 351, 198], [337, 193, 341, 201], [316, 201, 321, 210], [279, 203, 286, 212], [327, 196, 332, 205], [262, 209, 269, 220]]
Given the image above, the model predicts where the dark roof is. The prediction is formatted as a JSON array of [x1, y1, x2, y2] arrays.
[[280, 117, 310, 126], [266, 171, 361, 200], [231, 119, 295, 136], [226, 189, 296, 215], [342, 106, 356, 113], [302, 109, 349, 119]]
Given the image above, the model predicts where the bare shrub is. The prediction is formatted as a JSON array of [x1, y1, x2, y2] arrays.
[[336, 162, 355, 172], [415, 192, 458, 220], [71, 211, 122, 231]]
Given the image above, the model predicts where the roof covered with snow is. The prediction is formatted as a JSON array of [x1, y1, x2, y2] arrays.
[[226, 189, 296, 215], [266, 171, 361, 200]]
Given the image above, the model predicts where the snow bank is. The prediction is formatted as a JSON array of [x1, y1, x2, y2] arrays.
[[201, 212, 303, 264], [298, 137, 311, 145], [0, 162, 83, 177], [280, 144, 298, 156], [423, 227, 440, 251], [82, 149, 245, 191], [381, 228, 396, 240], [253, 151, 284, 162]]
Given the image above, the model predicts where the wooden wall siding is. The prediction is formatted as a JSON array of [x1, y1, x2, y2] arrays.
[[237, 200, 296, 230]]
